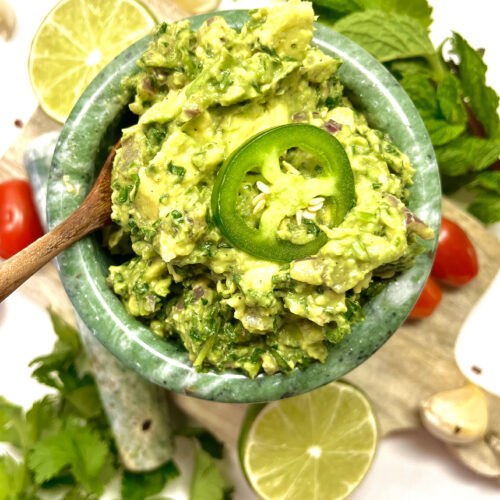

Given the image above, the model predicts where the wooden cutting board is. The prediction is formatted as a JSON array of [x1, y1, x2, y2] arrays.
[[2, 80, 500, 483]]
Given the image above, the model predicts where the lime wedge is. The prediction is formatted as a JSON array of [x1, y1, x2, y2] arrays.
[[239, 382, 378, 500], [28, 0, 156, 123]]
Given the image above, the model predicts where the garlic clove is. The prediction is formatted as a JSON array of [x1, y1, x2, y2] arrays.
[[420, 383, 488, 445], [0, 0, 16, 41]]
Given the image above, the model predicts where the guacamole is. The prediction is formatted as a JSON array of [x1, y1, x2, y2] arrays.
[[107, 1, 432, 377]]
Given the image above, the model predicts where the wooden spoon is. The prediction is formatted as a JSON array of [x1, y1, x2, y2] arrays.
[[0, 143, 119, 303]]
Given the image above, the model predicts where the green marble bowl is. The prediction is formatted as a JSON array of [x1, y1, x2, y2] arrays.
[[47, 11, 441, 403]]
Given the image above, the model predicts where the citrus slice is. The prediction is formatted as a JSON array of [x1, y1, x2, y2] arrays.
[[239, 382, 378, 500], [28, 0, 156, 123]]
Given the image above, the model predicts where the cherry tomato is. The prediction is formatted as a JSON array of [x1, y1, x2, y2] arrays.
[[410, 276, 442, 319], [0, 180, 44, 259], [431, 217, 478, 286]]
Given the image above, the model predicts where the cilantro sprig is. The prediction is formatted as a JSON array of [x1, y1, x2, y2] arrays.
[[315, 0, 500, 224], [0, 311, 232, 499]]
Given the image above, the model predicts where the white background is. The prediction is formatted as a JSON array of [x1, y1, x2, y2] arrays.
[[1, 0, 500, 498]]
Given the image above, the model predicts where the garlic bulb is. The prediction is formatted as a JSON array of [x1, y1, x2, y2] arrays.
[[420, 384, 488, 445]]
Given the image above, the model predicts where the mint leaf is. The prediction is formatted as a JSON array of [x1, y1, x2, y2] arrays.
[[0, 397, 27, 450], [436, 74, 467, 125], [121, 461, 179, 500], [333, 10, 434, 62], [467, 171, 500, 224], [313, 0, 433, 28], [423, 118, 465, 146], [435, 137, 500, 176], [468, 191, 500, 224], [312, 0, 377, 23], [190, 448, 231, 500], [475, 171, 500, 194], [389, 59, 434, 79], [375, 0, 433, 28], [452, 32, 500, 138], [398, 72, 438, 118]]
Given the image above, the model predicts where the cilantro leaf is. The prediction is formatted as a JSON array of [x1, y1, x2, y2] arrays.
[[435, 137, 500, 176], [65, 423, 110, 493], [333, 10, 435, 62], [26, 396, 61, 446], [65, 385, 102, 419], [190, 448, 232, 500], [0, 454, 26, 500], [452, 32, 500, 138], [48, 310, 80, 353], [121, 461, 180, 500], [29, 344, 75, 390], [0, 397, 27, 450], [28, 433, 72, 484], [28, 420, 110, 494], [468, 191, 500, 224], [61, 487, 92, 500], [177, 427, 224, 459]]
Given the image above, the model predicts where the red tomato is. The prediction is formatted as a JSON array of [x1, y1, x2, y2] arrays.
[[0, 180, 44, 259], [410, 276, 442, 319], [431, 217, 478, 286]]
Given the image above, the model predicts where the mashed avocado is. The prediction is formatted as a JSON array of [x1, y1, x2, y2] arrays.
[[107, 1, 431, 377]]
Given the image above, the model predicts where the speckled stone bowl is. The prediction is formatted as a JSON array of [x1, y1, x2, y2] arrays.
[[47, 11, 441, 403]]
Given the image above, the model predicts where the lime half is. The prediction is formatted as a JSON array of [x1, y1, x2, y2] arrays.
[[28, 0, 156, 123], [239, 382, 378, 500]]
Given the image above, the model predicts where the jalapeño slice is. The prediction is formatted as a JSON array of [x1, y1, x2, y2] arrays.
[[211, 124, 355, 262]]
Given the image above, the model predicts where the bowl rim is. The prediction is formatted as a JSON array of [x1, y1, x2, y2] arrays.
[[47, 10, 441, 403]]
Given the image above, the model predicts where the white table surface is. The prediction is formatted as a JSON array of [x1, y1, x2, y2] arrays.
[[1, 1, 500, 498]]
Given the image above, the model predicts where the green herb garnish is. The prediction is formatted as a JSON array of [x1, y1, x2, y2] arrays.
[[314, 0, 500, 224]]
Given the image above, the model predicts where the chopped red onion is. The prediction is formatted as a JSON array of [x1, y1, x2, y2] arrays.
[[405, 211, 434, 240], [383, 193, 433, 240], [323, 119, 342, 135], [292, 112, 307, 122], [193, 286, 205, 301], [142, 78, 155, 96], [184, 108, 200, 118]]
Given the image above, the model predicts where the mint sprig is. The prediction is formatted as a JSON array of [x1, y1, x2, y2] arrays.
[[314, 0, 500, 224]]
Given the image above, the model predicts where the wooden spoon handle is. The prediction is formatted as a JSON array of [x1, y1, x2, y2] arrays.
[[0, 208, 97, 302], [0, 143, 118, 303]]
